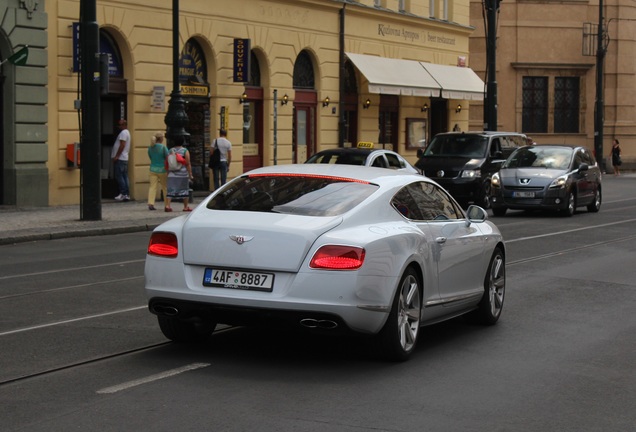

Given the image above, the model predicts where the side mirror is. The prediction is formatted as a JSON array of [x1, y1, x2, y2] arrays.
[[466, 205, 488, 225], [578, 163, 589, 172]]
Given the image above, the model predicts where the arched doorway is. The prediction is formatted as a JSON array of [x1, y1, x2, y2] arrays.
[[292, 50, 317, 163], [242, 50, 264, 172], [179, 38, 211, 191], [99, 30, 128, 199]]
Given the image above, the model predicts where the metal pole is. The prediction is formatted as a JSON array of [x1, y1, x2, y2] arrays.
[[338, 5, 346, 147], [594, 0, 606, 172], [80, 0, 102, 220], [273, 89, 278, 165], [484, 0, 498, 131], [164, 0, 189, 149]]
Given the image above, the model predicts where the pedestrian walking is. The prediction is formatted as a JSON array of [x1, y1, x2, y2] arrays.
[[610, 139, 622, 176], [210, 129, 232, 190], [147, 131, 168, 210], [165, 140, 194, 212], [112, 119, 131, 201]]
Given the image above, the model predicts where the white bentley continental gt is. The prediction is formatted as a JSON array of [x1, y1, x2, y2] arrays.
[[145, 164, 506, 361]]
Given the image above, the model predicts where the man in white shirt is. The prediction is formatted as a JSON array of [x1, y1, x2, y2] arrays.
[[211, 129, 232, 190], [112, 119, 131, 201]]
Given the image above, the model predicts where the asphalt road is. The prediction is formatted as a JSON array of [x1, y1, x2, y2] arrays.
[[1, 176, 635, 431]]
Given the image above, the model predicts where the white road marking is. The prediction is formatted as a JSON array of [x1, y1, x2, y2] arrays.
[[97, 363, 210, 394], [505, 218, 636, 243], [0, 306, 146, 336]]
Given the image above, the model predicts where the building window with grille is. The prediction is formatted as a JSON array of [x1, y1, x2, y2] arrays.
[[554, 77, 580, 133], [522, 76, 548, 133]]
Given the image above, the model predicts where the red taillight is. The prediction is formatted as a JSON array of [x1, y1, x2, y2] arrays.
[[148, 232, 178, 258], [310, 245, 365, 270]]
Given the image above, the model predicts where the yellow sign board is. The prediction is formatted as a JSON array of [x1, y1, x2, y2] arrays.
[[181, 85, 209, 97], [357, 141, 374, 149]]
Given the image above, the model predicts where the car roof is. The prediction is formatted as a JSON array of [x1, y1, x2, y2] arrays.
[[312, 148, 384, 156], [243, 163, 424, 186], [434, 131, 527, 137]]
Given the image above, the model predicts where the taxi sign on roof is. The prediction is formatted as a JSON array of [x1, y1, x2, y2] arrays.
[[357, 141, 374, 149]]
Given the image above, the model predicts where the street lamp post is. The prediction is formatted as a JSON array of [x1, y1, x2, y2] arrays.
[[79, 0, 101, 220], [484, 0, 499, 131], [164, 0, 189, 149], [594, 0, 606, 173]]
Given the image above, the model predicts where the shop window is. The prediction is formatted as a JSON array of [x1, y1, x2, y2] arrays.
[[522, 76, 548, 133], [554, 77, 579, 133]]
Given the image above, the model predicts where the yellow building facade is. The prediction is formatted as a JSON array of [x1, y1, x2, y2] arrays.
[[45, 0, 481, 206]]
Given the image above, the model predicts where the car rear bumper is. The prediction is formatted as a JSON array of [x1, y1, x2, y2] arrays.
[[145, 258, 396, 335]]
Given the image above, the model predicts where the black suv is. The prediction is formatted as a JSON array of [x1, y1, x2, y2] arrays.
[[415, 131, 527, 208]]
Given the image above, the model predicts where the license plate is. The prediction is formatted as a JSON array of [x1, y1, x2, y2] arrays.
[[203, 268, 274, 292], [513, 191, 535, 198]]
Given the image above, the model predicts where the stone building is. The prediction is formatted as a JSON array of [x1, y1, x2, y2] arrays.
[[469, 0, 635, 171]]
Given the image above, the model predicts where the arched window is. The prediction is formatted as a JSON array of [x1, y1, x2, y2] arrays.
[[248, 51, 261, 87], [344, 60, 358, 94], [293, 50, 315, 89]]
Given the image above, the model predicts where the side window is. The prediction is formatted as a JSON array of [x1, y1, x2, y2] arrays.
[[371, 155, 387, 168], [407, 182, 462, 220], [573, 150, 585, 170], [490, 138, 502, 157], [391, 187, 423, 220], [500, 136, 517, 157], [385, 153, 403, 169]]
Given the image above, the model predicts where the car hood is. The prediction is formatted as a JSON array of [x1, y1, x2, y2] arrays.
[[181, 209, 343, 272], [416, 156, 484, 172], [499, 168, 567, 187]]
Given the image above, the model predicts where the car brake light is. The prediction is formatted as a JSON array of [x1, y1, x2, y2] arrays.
[[310, 245, 365, 270], [148, 232, 178, 258]]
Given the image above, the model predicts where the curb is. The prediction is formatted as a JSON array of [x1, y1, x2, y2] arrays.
[[0, 222, 163, 246]]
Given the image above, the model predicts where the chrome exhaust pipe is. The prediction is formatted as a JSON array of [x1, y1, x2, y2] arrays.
[[300, 318, 338, 329], [152, 304, 179, 317]]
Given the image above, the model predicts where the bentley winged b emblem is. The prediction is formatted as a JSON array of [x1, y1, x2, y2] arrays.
[[230, 235, 254, 245]]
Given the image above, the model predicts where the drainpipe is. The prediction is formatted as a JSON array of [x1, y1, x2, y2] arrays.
[[338, 4, 346, 147]]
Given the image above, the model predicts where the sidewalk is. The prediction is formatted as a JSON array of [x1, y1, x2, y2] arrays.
[[0, 199, 198, 245]]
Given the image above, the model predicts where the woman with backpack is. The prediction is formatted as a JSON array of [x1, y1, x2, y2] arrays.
[[165, 138, 194, 212], [147, 131, 169, 210]]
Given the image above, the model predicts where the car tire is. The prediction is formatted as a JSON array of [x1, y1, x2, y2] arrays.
[[562, 190, 576, 217], [158, 316, 216, 343], [587, 187, 602, 213], [375, 267, 422, 361], [478, 182, 492, 209], [492, 206, 507, 217], [476, 247, 505, 325]]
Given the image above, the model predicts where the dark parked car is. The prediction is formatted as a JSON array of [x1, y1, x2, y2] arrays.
[[490, 145, 602, 217], [415, 131, 527, 208]]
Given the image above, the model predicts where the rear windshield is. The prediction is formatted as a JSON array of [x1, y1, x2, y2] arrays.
[[207, 174, 378, 216], [423, 135, 488, 158], [504, 147, 573, 170]]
